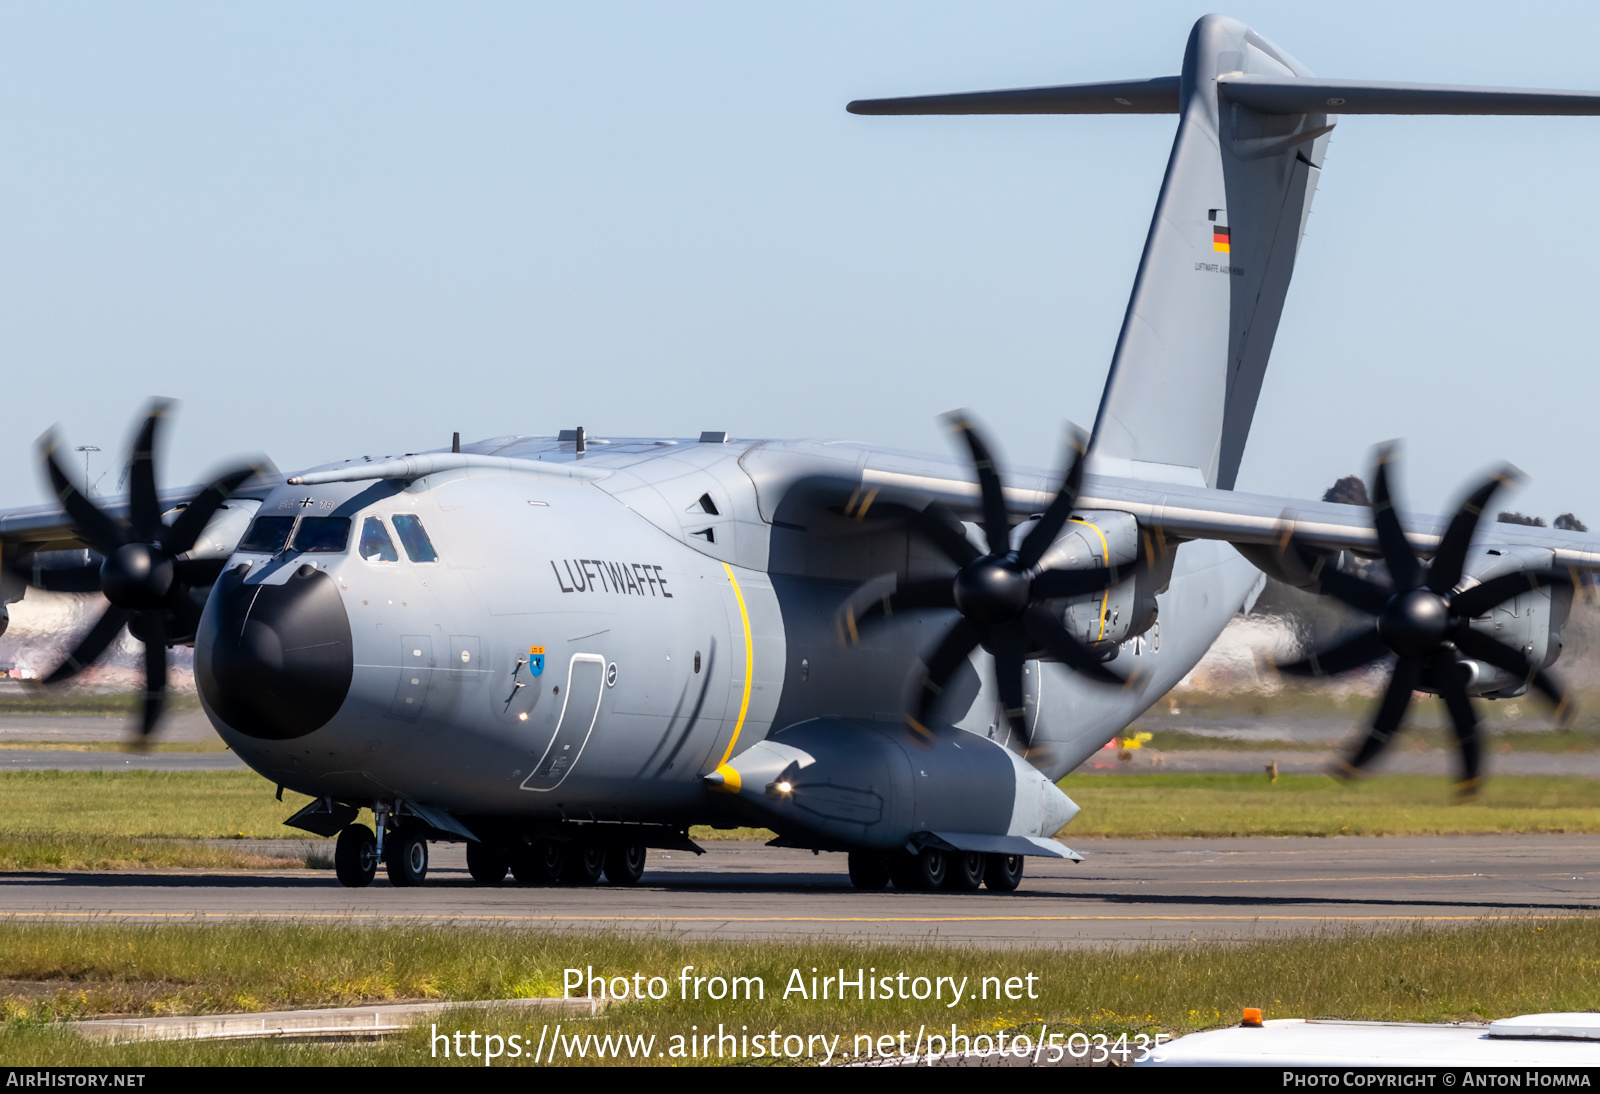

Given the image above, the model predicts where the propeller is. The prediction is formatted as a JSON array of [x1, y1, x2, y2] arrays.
[[1277, 443, 1575, 796], [838, 413, 1140, 744], [15, 400, 259, 744]]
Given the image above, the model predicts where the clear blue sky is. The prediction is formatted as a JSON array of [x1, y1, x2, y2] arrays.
[[3, 2, 1598, 524]]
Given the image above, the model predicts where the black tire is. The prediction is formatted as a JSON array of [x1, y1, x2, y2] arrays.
[[983, 853, 1025, 892], [385, 829, 429, 887], [562, 844, 605, 886], [511, 841, 565, 885], [603, 843, 646, 885], [889, 848, 946, 891], [466, 842, 508, 884], [943, 851, 985, 892], [334, 824, 377, 888], [847, 851, 890, 890]]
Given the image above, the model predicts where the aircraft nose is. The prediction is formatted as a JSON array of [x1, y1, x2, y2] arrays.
[[196, 563, 354, 740]]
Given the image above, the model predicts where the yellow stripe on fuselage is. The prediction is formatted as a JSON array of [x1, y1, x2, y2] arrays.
[[718, 562, 755, 768]]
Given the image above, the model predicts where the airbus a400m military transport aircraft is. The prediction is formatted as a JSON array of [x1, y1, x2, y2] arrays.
[[5, 14, 1600, 893]]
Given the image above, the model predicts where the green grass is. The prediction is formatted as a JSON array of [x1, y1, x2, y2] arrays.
[[0, 833, 324, 872], [0, 919, 1597, 1065], [0, 771, 316, 839], [1060, 773, 1600, 837], [1144, 686, 1600, 732], [1133, 728, 1600, 753], [0, 690, 203, 717], [0, 740, 231, 752], [3, 771, 1599, 872]]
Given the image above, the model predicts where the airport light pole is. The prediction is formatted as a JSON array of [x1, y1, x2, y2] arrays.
[[75, 446, 99, 496]]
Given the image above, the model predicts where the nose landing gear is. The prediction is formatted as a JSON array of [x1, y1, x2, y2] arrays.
[[334, 824, 377, 888]]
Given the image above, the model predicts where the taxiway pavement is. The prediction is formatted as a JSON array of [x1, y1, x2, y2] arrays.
[[4, 835, 1596, 946]]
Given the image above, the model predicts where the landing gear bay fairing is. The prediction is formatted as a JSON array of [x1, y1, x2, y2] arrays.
[[4, 15, 1599, 890]]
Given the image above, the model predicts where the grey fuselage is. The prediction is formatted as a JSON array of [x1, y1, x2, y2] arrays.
[[197, 433, 1257, 834]]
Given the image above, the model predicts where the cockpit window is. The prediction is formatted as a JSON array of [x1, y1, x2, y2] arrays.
[[291, 517, 351, 553], [238, 516, 294, 554], [358, 516, 399, 562], [391, 514, 438, 563]]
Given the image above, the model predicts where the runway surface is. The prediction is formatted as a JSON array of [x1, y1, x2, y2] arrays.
[[5, 836, 1597, 946]]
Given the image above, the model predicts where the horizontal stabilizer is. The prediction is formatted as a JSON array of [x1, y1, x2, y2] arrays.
[[847, 76, 1179, 115], [1220, 74, 1600, 116]]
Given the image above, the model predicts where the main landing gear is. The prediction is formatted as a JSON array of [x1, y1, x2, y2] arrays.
[[329, 823, 647, 889], [847, 848, 1025, 893]]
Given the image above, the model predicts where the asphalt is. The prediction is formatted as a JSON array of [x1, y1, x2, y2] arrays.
[[5, 836, 1596, 946]]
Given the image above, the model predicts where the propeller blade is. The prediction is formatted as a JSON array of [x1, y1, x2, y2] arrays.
[[1451, 568, 1571, 619], [1015, 423, 1089, 570], [126, 401, 173, 542], [1030, 566, 1118, 600], [1370, 444, 1422, 591], [1288, 542, 1392, 616], [1021, 603, 1127, 685], [42, 605, 132, 685], [944, 413, 1011, 556], [172, 557, 230, 587], [1276, 628, 1390, 677], [41, 430, 125, 556], [838, 576, 956, 642], [1340, 655, 1422, 774], [137, 610, 167, 742], [909, 617, 984, 737], [162, 463, 260, 555], [990, 623, 1030, 742], [1432, 652, 1483, 794], [1452, 628, 1576, 727], [849, 500, 980, 567], [1427, 466, 1520, 594], [15, 561, 103, 594]]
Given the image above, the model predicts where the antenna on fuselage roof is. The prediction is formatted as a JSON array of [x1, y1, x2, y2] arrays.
[[848, 14, 1600, 492]]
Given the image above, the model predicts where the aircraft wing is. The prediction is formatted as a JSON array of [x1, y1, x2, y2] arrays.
[[0, 471, 284, 553], [844, 461, 1600, 570]]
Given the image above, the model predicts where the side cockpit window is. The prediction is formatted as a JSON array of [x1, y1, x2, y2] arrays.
[[391, 514, 438, 563], [238, 516, 294, 554], [292, 517, 351, 554], [358, 516, 399, 562]]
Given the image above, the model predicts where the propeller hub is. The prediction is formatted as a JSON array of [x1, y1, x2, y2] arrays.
[[1377, 588, 1450, 658], [99, 543, 174, 609], [953, 556, 1031, 624]]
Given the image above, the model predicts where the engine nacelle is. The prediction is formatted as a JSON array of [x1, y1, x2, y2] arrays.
[[1457, 544, 1572, 697], [1029, 509, 1164, 652]]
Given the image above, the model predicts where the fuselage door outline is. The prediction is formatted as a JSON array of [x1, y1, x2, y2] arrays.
[[520, 653, 606, 793]]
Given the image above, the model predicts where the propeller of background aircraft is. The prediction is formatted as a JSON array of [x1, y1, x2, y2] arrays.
[[838, 414, 1139, 744], [11, 400, 259, 744], [1276, 443, 1575, 795]]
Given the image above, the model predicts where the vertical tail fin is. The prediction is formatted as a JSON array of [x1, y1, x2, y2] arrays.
[[1089, 15, 1327, 489], [850, 15, 1600, 489]]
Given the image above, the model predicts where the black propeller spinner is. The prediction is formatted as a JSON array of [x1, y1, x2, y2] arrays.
[[18, 401, 259, 744], [1278, 443, 1575, 795], [839, 414, 1138, 744]]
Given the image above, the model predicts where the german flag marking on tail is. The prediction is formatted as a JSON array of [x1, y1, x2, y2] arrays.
[[1212, 225, 1231, 253]]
